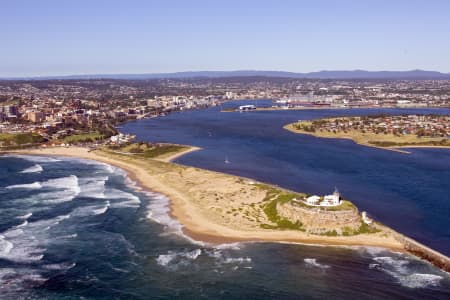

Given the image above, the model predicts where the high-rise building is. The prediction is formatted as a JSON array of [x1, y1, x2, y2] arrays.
[[28, 111, 45, 123]]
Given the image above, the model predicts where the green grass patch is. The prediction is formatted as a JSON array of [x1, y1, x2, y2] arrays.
[[141, 145, 187, 158], [321, 200, 357, 211], [259, 188, 304, 231], [0, 133, 45, 147], [369, 139, 449, 147], [355, 222, 380, 234], [63, 132, 105, 144], [335, 222, 380, 237], [321, 229, 338, 236], [109, 142, 188, 159]]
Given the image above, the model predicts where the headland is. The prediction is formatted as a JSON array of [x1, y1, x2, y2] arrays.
[[3, 143, 450, 272]]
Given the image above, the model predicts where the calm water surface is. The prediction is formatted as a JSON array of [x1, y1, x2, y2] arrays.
[[122, 102, 450, 256]]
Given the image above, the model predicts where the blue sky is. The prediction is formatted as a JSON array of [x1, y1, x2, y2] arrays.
[[1, 0, 450, 76]]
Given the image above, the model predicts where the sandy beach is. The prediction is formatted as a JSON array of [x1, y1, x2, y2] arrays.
[[1, 146, 409, 252]]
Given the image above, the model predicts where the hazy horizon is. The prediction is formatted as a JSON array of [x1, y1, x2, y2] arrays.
[[2, 69, 450, 80], [1, 0, 450, 77]]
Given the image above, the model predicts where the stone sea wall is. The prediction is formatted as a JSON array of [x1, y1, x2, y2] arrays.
[[395, 233, 450, 273], [277, 202, 361, 233]]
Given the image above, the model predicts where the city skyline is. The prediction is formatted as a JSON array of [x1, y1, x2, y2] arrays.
[[2, 0, 450, 77]]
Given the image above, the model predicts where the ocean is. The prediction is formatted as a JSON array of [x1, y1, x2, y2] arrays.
[[0, 104, 449, 298]]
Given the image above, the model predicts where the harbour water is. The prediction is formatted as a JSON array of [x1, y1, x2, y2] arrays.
[[122, 102, 450, 256], [0, 104, 449, 298]]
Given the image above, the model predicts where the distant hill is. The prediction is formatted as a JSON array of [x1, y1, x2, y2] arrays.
[[302, 70, 450, 79], [3, 69, 450, 80]]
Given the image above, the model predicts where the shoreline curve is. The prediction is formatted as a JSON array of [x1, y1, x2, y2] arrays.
[[2, 146, 450, 272]]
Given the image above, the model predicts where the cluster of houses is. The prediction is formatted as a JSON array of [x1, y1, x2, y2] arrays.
[[310, 115, 449, 137], [0, 93, 222, 142]]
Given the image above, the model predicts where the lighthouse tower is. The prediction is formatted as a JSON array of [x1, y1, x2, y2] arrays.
[[333, 187, 340, 199]]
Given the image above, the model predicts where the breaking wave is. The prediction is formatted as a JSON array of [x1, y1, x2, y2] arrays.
[[105, 188, 141, 208], [78, 176, 108, 199], [145, 193, 183, 235], [43, 262, 76, 271], [223, 257, 252, 264], [72, 201, 110, 217], [156, 247, 252, 272], [17, 212, 33, 220], [372, 256, 444, 288], [37, 175, 80, 204], [0, 235, 14, 255], [304, 258, 331, 269], [6, 182, 42, 190], [5, 154, 61, 163], [20, 164, 43, 173], [206, 248, 252, 267], [0, 214, 71, 263], [156, 249, 202, 267]]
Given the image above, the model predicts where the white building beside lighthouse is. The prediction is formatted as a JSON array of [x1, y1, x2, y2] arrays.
[[303, 188, 342, 207]]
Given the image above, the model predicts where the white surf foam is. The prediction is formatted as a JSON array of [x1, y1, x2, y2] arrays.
[[0, 235, 14, 255], [106, 188, 141, 208], [372, 256, 444, 288], [6, 182, 42, 190], [124, 176, 137, 186], [17, 212, 32, 220], [72, 201, 110, 217], [156, 249, 202, 267], [145, 192, 205, 245], [92, 201, 110, 215], [20, 164, 43, 174], [304, 258, 331, 269], [78, 176, 108, 199], [15, 220, 28, 228], [43, 262, 76, 271], [9, 175, 80, 205], [204, 249, 252, 268], [69, 158, 117, 173], [184, 248, 202, 260], [214, 242, 244, 250], [223, 257, 252, 264], [103, 164, 116, 174], [0, 214, 71, 263], [56, 233, 78, 239], [361, 246, 388, 257], [397, 273, 443, 288], [373, 256, 409, 274], [3, 229, 24, 238], [146, 193, 183, 233], [42, 175, 80, 192], [5, 154, 61, 163], [36, 175, 81, 204], [156, 253, 177, 266]]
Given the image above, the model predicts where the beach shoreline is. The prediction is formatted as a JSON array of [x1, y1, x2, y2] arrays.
[[0, 146, 405, 251], [3, 145, 450, 272]]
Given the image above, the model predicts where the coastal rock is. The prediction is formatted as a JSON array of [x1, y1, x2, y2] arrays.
[[276, 201, 361, 234]]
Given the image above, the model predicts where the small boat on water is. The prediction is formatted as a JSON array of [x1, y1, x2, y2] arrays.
[[224, 156, 230, 164]]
